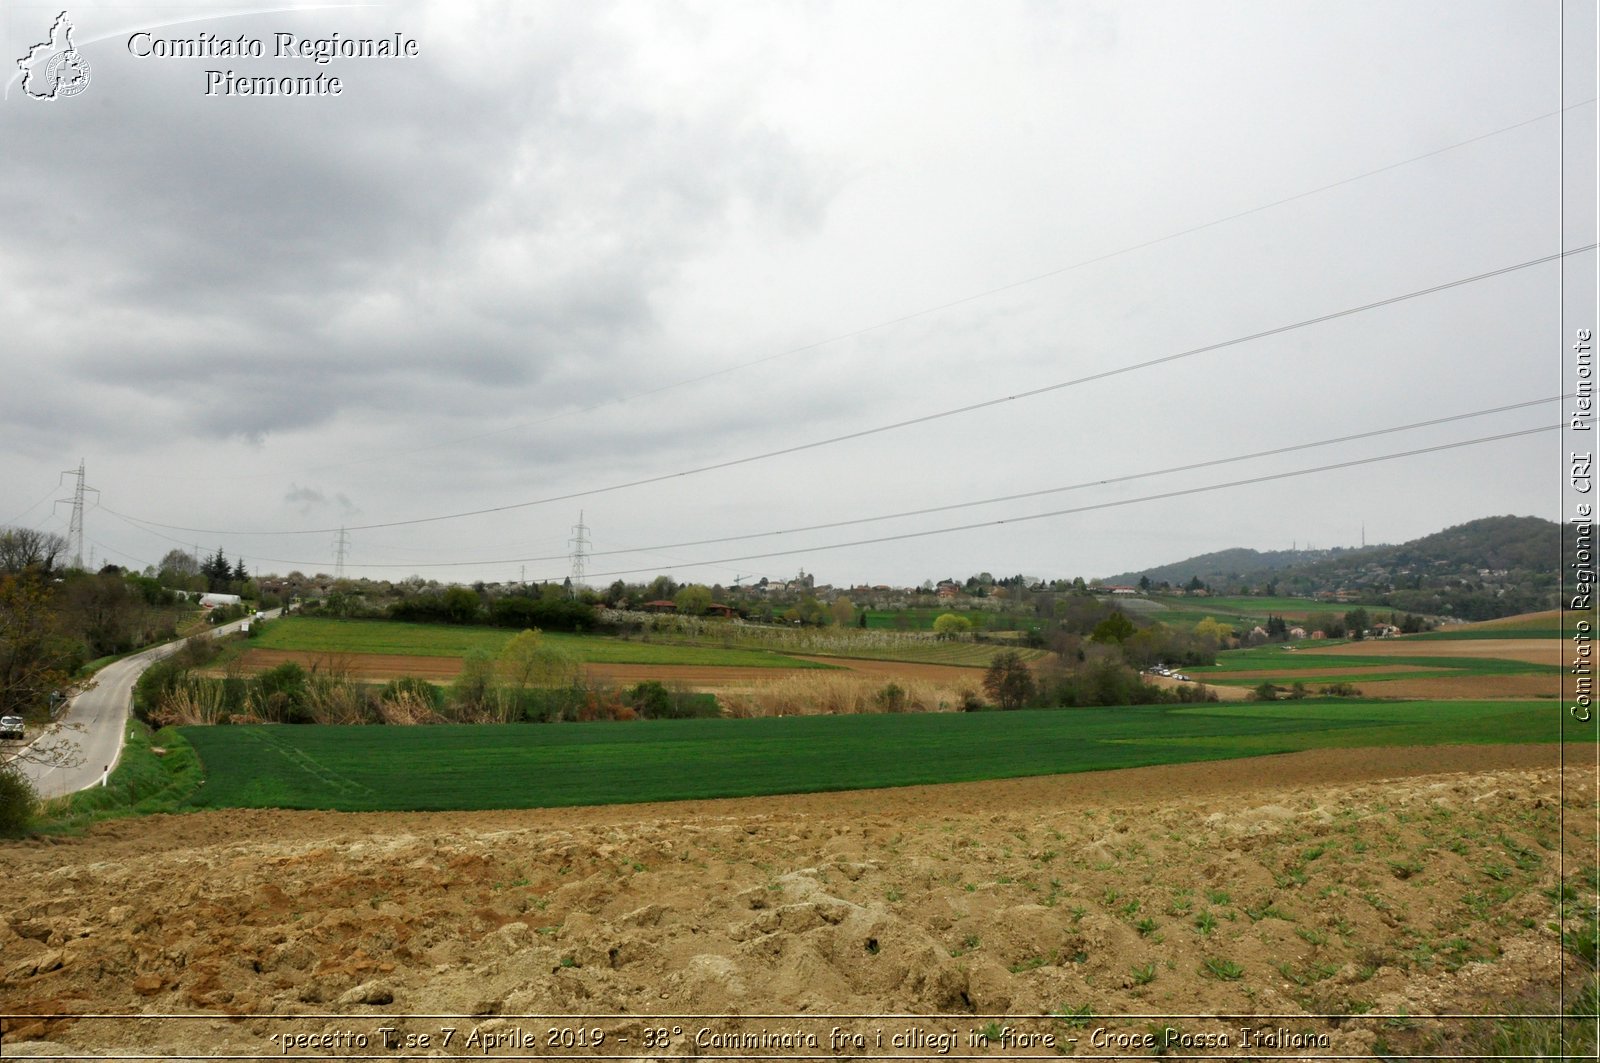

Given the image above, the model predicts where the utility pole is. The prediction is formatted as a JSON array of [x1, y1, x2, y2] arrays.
[[569, 510, 590, 588], [333, 527, 350, 580]]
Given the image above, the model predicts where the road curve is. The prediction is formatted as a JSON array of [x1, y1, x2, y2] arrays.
[[7, 611, 272, 800]]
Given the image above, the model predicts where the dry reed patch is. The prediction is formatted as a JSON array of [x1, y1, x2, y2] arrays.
[[791, 656, 988, 683], [718, 671, 977, 716]]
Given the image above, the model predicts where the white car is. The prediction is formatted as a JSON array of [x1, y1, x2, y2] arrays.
[[0, 715, 24, 741]]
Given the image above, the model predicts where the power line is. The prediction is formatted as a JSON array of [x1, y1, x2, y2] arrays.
[[209, 98, 1597, 482], [513, 394, 1567, 562], [553, 423, 1560, 583], [102, 244, 1596, 540], [107, 412, 1556, 574], [3, 486, 63, 528]]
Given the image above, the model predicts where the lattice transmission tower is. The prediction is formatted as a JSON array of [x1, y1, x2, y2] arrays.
[[56, 459, 98, 570], [569, 511, 591, 587], [333, 527, 351, 579]]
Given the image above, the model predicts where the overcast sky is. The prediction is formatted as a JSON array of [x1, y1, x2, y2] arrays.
[[3, 0, 1595, 589]]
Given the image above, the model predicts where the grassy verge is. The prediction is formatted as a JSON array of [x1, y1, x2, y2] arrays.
[[178, 699, 1571, 813], [33, 723, 205, 833]]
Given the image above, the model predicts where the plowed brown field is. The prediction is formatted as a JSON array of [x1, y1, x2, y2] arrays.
[[1296, 638, 1561, 666], [3, 745, 1588, 1061], [1328, 674, 1561, 700]]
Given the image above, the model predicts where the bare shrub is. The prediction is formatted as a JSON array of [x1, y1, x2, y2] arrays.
[[375, 687, 439, 726], [157, 675, 228, 725], [284, 653, 365, 724]]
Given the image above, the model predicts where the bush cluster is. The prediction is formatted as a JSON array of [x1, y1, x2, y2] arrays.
[[137, 656, 720, 728], [385, 591, 597, 632], [0, 764, 38, 836]]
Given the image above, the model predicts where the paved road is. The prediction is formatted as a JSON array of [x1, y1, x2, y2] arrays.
[[6, 612, 273, 800]]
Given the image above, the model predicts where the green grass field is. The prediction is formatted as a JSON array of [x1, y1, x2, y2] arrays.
[[1186, 644, 1557, 689], [1407, 627, 1566, 640], [254, 616, 832, 668], [256, 615, 1041, 670], [1134, 595, 1390, 627], [179, 699, 1568, 812]]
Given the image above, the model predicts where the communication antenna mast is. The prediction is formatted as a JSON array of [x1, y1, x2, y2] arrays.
[[55, 459, 98, 570], [569, 511, 591, 587], [333, 527, 350, 579]]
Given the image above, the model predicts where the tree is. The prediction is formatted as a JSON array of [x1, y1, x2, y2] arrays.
[[1344, 607, 1370, 641], [0, 528, 69, 576], [61, 572, 141, 656], [983, 650, 1035, 710], [0, 573, 85, 784], [200, 548, 234, 592], [674, 584, 713, 616], [496, 628, 579, 691], [0, 574, 75, 716], [932, 613, 972, 638], [0, 762, 38, 836], [829, 598, 856, 627], [450, 650, 499, 720], [1091, 611, 1137, 643], [157, 548, 203, 591], [791, 596, 827, 626], [496, 628, 546, 690], [1193, 616, 1232, 647], [442, 586, 480, 624]]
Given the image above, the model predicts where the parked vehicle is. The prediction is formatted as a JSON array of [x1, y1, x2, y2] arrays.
[[0, 715, 25, 741]]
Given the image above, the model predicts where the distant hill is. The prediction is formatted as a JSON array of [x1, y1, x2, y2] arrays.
[[1102, 544, 1367, 588], [1101, 515, 1561, 621]]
